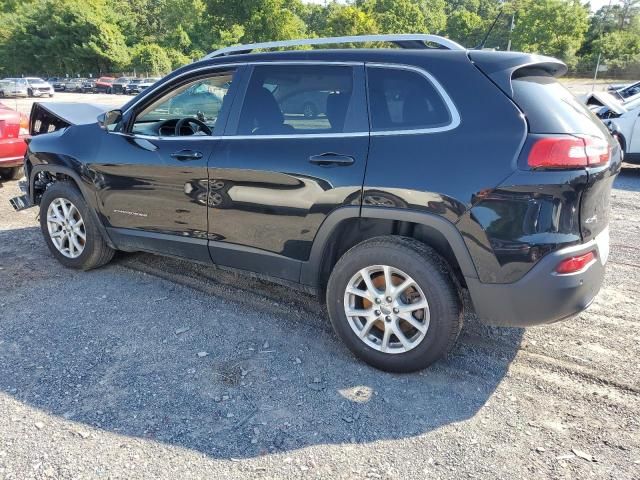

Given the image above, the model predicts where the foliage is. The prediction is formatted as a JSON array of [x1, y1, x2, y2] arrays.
[[130, 43, 172, 75], [0, 0, 638, 77]]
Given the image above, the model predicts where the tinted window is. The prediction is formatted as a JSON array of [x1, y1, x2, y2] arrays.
[[238, 65, 354, 135], [367, 67, 451, 132], [512, 72, 609, 137]]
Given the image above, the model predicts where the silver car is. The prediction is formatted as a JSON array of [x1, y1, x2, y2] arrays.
[[64, 78, 87, 92], [0, 78, 29, 98], [24, 77, 54, 97]]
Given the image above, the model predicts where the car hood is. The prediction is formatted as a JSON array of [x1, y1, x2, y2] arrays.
[[29, 102, 110, 135], [581, 91, 627, 115]]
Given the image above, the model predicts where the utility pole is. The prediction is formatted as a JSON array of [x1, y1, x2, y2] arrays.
[[506, 13, 515, 51]]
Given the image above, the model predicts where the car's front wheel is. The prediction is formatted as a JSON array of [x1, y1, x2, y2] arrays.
[[39, 182, 115, 270], [326, 237, 462, 372]]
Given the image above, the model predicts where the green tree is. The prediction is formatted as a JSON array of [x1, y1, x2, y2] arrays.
[[358, 0, 426, 34], [510, 0, 589, 68], [130, 43, 172, 75], [324, 5, 379, 37], [592, 29, 640, 69], [0, 0, 129, 75]]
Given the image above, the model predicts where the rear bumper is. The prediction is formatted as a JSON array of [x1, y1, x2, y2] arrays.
[[0, 138, 27, 167], [466, 228, 609, 327]]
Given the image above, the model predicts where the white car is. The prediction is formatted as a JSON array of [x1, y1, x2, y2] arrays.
[[582, 91, 640, 163], [24, 77, 54, 97], [607, 107, 640, 164]]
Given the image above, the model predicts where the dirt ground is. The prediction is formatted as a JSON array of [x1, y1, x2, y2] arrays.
[[0, 94, 639, 479]]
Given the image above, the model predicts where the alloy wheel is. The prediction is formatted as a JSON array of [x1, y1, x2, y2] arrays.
[[343, 265, 430, 354], [46, 197, 86, 258]]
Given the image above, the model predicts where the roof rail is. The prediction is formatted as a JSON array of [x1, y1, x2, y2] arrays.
[[203, 34, 465, 59]]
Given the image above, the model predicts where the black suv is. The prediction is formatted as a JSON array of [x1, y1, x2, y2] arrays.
[[12, 35, 621, 372]]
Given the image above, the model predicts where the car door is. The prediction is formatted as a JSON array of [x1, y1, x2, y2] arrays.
[[91, 65, 242, 262], [207, 62, 369, 281]]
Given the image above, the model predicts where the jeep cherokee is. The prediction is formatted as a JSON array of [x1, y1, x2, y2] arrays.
[[10, 34, 621, 372]]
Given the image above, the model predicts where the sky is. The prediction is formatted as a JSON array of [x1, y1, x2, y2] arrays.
[[303, 0, 620, 12]]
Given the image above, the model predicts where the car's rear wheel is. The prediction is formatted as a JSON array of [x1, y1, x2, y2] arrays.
[[326, 237, 462, 372], [39, 182, 114, 270], [0, 166, 23, 180]]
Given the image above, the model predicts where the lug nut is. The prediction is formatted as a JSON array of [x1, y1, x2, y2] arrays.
[[393, 307, 399, 314], [375, 298, 381, 304], [374, 310, 381, 316], [385, 316, 391, 322], [386, 296, 392, 302]]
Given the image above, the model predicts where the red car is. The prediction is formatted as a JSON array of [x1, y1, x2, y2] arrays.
[[0, 102, 28, 180], [94, 76, 115, 94]]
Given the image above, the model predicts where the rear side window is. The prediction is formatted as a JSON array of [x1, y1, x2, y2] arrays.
[[512, 71, 609, 137], [237, 65, 355, 135], [367, 66, 452, 132]]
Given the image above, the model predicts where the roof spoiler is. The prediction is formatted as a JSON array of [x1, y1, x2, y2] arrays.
[[469, 51, 567, 98]]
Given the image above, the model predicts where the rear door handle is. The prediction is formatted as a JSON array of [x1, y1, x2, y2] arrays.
[[170, 150, 203, 161], [309, 153, 355, 166]]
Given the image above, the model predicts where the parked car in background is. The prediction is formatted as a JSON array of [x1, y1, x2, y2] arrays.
[[64, 78, 86, 92], [80, 78, 95, 93], [24, 77, 54, 97], [111, 77, 132, 94], [280, 90, 329, 118], [125, 78, 144, 94], [47, 77, 66, 91], [12, 34, 621, 372], [94, 77, 115, 93], [608, 80, 640, 101], [603, 102, 640, 164], [136, 77, 161, 94], [0, 102, 28, 180], [0, 79, 28, 98]]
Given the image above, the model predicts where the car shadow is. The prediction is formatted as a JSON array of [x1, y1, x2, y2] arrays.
[[0, 225, 524, 459], [614, 165, 640, 192]]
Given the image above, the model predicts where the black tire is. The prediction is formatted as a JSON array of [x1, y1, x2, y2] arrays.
[[0, 166, 23, 180], [39, 181, 115, 270], [326, 236, 462, 373]]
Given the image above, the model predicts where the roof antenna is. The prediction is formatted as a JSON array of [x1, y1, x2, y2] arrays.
[[475, 8, 504, 50]]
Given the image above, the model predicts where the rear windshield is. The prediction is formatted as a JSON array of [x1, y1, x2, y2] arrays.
[[512, 71, 609, 137]]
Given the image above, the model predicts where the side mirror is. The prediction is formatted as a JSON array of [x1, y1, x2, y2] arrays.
[[97, 109, 122, 130]]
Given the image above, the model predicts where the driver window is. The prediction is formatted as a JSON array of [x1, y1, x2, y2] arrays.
[[132, 69, 235, 137]]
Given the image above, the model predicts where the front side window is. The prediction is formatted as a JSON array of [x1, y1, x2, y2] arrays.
[[367, 67, 452, 132], [132, 70, 235, 137], [237, 65, 354, 135]]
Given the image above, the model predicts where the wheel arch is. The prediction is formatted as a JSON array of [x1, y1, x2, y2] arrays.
[[30, 164, 115, 248], [301, 206, 479, 292]]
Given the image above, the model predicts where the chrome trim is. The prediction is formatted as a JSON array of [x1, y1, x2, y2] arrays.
[[204, 34, 465, 59], [366, 63, 461, 136], [123, 61, 461, 140]]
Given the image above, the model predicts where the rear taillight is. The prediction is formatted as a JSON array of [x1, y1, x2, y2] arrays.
[[528, 135, 610, 169], [555, 251, 596, 274], [19, 113, 29, 136]]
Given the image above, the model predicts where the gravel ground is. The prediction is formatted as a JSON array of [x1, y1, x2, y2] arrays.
[[0, 96, 639, 479]]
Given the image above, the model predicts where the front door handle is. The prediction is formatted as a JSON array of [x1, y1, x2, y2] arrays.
[[171, 150, 203, 161], [309, 153, 355, 166]]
